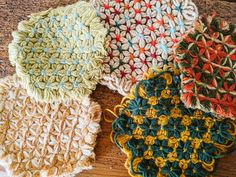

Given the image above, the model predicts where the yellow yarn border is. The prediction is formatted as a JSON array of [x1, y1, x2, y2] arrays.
[[109, 66, 236, 177]]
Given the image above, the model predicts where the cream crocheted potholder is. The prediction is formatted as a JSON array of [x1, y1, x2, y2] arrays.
[[94, 0, 198, 95], [0, 75, 102, 177], [9, 1, 107, 102]]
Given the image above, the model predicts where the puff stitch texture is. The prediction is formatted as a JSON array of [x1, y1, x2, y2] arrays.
[[9, 1, 107, 102], [94, 0, 198, 95], [174, 14, 236, 119], [111, 66, 236, 177], [0, 75, 102, 177]]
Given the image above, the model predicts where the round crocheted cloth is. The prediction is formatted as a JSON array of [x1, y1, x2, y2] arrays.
[[0, 75, 102, 177], [93, 0, 198, 95], [8, 1, 107, 102], [174, 15, 236, 119], [111, 67, 236, 177]]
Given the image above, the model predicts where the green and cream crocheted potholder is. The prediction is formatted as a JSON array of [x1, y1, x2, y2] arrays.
[[111, 67, 236, 177], [9, 1, 107, 102], [174, 15, 236, 119], [0, 75, 102, 177]]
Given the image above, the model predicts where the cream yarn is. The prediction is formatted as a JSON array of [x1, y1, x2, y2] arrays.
[[0, 75, 102, 177], [94, 0, 198, 95]]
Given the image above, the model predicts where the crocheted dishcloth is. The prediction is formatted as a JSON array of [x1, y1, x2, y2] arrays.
[[8, 1, 107, 102], [93, 0, 198, 95], [0, 75, 102, 177], [174, 15, 236, 119], [111, 66, 236, 177]]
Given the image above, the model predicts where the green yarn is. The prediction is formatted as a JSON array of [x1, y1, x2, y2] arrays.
[[174, 15, 236, 119], [111, 67, 236, 177], [9, 1, 107, 102]]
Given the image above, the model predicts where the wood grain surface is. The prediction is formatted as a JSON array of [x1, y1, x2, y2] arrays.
[[0, 0, 236, 177]]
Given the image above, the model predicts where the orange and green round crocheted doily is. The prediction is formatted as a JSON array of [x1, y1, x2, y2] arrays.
[[111, 67, 236, 177], [174, 15, 236, 119]]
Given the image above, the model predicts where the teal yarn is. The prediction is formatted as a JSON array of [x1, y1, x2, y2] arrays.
[[111, 67, 236, 177]]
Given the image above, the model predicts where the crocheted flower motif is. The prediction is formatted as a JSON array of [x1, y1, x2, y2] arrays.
[[174, 14, 236, 119], [8, 1, 107, 102], [112, 67, 236, 177], [0, 75, 102, 177], [94, 0, 198, 95]]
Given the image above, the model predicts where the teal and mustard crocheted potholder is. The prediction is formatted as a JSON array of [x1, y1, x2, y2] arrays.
[[111, 67, 236, 177], [9, 1, 107, 102], [174, 15, 236, 119]]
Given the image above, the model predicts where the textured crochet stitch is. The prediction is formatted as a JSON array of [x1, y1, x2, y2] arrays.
[[0, 75, 102, 177], [8, 1, 107, 102], [93, 0, 198, 95], [111, 67, 236, 177], [174, 14, 236, 119]]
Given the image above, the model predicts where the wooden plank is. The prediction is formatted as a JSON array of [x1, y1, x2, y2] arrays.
[[0, 0, 235, 177]]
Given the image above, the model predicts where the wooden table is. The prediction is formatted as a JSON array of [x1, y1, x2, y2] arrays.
[[0, 0, 235, 176]]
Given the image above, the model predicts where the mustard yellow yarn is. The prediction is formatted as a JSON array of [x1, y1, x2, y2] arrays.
[[111, 66, 236, 177], [8, 1, 107, 102]]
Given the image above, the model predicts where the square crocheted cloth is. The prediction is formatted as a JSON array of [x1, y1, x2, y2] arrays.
[[93, 0, 198, 95], [0, 75, 102, 177], [8, 1, 107, 102], [111, 67, 236, 177], [174, 15, 236, 119]]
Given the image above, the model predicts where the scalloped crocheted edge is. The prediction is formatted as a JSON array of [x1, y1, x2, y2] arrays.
[[109, 66, 176, 177], [110, 66, 236, 177], [8, 1, 107, 103], [0, 75, 102, 177], [174, 14, 236, 120], [92, 0, 199, 96]]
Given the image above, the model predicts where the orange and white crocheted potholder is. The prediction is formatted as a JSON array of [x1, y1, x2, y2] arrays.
[[94, 0, 198, 95], [0, 75, 101, 177]]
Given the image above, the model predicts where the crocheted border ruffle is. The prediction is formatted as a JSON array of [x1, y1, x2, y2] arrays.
[[8, 1, 107, 102], [111, 66, 236, 177], [174, 14, 236, 119], [0, 75, 102, 177], [93, 0, 198, 95]]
